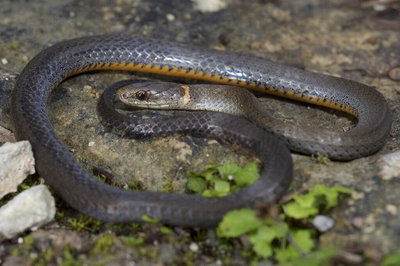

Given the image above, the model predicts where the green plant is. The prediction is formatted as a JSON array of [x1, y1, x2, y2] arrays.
[[382, 251, 400, 266], [188, 162, 354, 264], [91, 234, 115, 256], [187, 162, 259, 197], [67, 215, 103, 232], [120, 236, 145, 247]]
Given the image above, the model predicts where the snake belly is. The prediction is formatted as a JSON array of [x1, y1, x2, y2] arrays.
[[11, 34, 391, 226]]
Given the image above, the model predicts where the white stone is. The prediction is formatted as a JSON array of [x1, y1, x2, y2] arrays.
[[0, 141, 35, 199], [0, 185, 56, 239], [166, 13, 175, 21], [192, 0, 228, 13], [312, 215, 335, 232], [189, 242, 199, 252]]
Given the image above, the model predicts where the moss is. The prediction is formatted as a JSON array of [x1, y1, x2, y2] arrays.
[[120, 236, 144, 247], [0, 175, 42, 206], [36, 248, 54, 266], [67, 215, 103, 232], [60, 246, 80, 266], [137, 246, 158, 259], [9, 235, 56, 266], [10, 235, 35, 257], [91, 234, 115, 256], [180, 249, 197, 266], [311, 152, 330, 164], [162, 179, 176, 192], [127, 179, 146, 191]]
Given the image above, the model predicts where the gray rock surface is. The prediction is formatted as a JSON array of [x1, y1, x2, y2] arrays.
[[378, 151, 400, 181], [0, 141, 35, 199], [0, 185, 55, 239], [0, 126, 15, 143]]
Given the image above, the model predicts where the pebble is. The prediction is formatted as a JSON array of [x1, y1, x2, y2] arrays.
[[0, 185, 56, 239], [192, 0, 228, 13], [386, 204, 398, 216], [352, 217, 364, 229], [1, 58, 8, 65], [0, 141, 35, 199], [378, 151, 400, 181], [189, 242, 199, 252], [312, 215, 335, 232], [388, 66, 400, 81], [166, 13, 175, 21]]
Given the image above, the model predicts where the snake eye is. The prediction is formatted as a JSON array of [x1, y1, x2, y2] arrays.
[[135, 90, 148, 101]]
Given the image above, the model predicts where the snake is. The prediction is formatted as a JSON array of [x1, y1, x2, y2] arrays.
[[11, 34, 391, 227], [114, 79, 391, 160]]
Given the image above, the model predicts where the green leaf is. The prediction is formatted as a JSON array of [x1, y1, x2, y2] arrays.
[[187, 165, 218, 182], [187, 176, 206, 194], [292, 193, 317, 209], [283, 185, 354, 219], [310, 185, 354, 209], [280, 248, 337, 266], [290, 230, 315, 253], [201, 189, 214, 197], [283, 201, 319, 219], [248, 226, 276, 258], [265, 220, 290, 238], [120, 236, 144, 247], [203, 170, 217, 181], [382, 251, 400, 266], [217, 209, 263, 237], [214, 180, 230, 195], [310, 185, 338, 209], [275, 245, 301, 263], [141, 214, 159, 224], [251, 238, 273, 258], [217, 163, 241, 179], [202, 166, 219, 181], [160, 226, 173, 235], [234, 162, 260, 187]]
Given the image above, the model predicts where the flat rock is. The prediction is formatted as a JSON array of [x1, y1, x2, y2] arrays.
[[0, 185, 56, 239]]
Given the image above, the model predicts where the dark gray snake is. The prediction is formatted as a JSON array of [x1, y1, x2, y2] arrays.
[[114, 80, 392, 160], [11, 34, 391, 227]]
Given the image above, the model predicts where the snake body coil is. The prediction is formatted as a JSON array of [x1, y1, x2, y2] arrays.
[[11, 34, 391, 227], [115, 80, 391, 160]]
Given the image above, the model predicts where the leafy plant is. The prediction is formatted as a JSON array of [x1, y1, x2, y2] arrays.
[[188, 162, 354, 264], [282, 184, 353, 219], [187, 162, 259, 197], [382, 251, 400, 266]]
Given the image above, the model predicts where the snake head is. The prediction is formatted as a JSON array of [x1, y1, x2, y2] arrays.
[[116, 81, 189, 110]]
